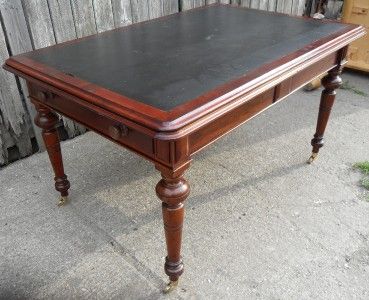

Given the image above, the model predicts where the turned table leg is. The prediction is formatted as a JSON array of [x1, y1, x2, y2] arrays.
[[156, 166, 190, 293], [308, 67, 343, 163], [34, 102, 70, 206]]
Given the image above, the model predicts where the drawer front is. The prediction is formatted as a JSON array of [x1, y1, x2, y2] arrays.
[[274, 52, 338, 101], [188, 51, 339, 155], [189, 88, 275, 154], [29, 84, 155, 161]]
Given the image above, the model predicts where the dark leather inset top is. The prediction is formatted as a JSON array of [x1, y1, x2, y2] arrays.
[[26, 5, 346, 110]]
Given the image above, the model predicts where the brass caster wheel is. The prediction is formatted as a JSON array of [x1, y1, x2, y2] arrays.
[[57, 196, 68, 207], [307, 152, 318, 164], [163, 280, 178, 294]]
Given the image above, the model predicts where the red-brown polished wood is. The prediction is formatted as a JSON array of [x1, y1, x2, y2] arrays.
[[310, 49, 346, 160], [3, 4, 366, 291], [33, 99, 70, 204], [156, 165, 190, 283]]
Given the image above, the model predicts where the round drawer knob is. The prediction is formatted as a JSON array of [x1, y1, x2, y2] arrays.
[[108, 124, 128, 140]]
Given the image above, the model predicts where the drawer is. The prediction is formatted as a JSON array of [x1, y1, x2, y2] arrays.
[[29, 85, 155, 160], [189, 88, 275, 154]]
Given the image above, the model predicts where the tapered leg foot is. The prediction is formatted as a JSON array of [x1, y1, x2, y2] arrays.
[[33, 102, 71, 205], [156, 165, 190, 293], [309, 66, 342, 163]]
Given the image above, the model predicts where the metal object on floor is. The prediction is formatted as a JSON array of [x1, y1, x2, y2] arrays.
[[163, 280, 179, 293], [58, 196, 68, 207], [307, 152, 319, 164]]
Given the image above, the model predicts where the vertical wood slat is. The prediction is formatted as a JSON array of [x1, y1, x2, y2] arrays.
[[0, 16, 32, 163], [149, 0, 163, 19], [163, 0, 179, 15], [132, 0, 179, 20], [313, 0, 320, 16], [276, 0, 284, 12], [268, 0, 277, 11], [277, 0, 299, 14], [259, 0, 269, 10], [180, 0, 193, 10], [250, 0, 259, 9], [181, 0, 215, 10], [70, 0, 97, 38], [48, 0, 76, 43], [111, 0, 133, 27], [93, 0, 115, 32], [277, 0, 288, 13], [22, 0, 55, 48], [193, 0, 205, 8], [222, 0, 305, 14], [285, 0, 294, 13], [178, 0, 305, 13], [309, 0, 319, 16], [0, 0, 44, 151], [130, 0, 149, 22], [294, 0, 306, 15], [240, 0, 251, 7]]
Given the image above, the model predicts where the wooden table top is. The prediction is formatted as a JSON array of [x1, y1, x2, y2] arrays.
[[4, 4, 364, 131]]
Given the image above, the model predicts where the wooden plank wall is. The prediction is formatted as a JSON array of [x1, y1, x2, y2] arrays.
[[180, 0, 305, 13], [0, 0, 305, 166]]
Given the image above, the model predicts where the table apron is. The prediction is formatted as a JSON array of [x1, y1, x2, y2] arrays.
[[27, 50, 339, 171], [27, 82, 164, 167], [188, 51, 338, 155]]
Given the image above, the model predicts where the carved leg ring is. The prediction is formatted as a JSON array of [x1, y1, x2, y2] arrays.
[[156, 168, 190, 293], [34, 102, 70, 205], [308, 68, 342, 164]]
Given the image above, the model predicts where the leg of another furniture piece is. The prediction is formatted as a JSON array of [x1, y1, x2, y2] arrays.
[[34, 102, 70, 206], [156, 165, 190, 293], [308, 67, 343, 163]]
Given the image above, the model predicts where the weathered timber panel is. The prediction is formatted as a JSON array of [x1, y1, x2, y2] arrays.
[[0, 0, 43, 151], [111, 0, 133, 27], [0, 17, 32, 163]]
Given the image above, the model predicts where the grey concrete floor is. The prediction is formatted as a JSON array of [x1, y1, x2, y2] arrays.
[[1, 71, 369, 300]]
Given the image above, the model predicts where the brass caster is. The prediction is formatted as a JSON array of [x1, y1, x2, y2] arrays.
[[307, 152, 318, 164], [163, 280, 178, 294], [57, 196, 68, 207]]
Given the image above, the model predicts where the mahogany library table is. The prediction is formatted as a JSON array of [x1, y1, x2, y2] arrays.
[[4, 4, 365, 293]]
